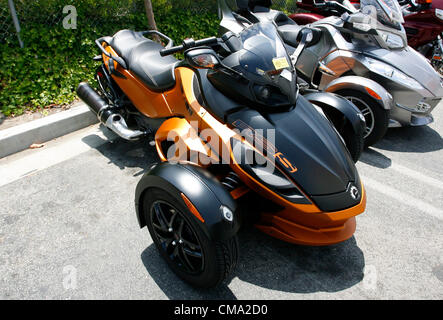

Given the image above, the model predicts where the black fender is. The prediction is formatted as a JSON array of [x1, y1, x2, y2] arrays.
[[135, 162, 240, 241], [304, 92, 366, 136]]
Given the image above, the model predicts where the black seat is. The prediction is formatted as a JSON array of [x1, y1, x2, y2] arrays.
[[110, 30, 178, 92]]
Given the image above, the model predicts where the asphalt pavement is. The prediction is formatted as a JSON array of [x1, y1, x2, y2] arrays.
[[0, 102, 442, 300]]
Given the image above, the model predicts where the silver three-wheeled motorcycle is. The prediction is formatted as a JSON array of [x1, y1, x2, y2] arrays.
[[225, 0, 443, 146]]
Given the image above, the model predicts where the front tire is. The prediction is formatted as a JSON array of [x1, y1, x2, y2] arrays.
[[340, 121, 364, 163], [321, 107, 364, 162], [337, 89, 389, 147], [143, 188, 239, 288]]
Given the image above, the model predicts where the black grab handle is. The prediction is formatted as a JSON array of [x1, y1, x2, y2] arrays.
[[140, 30, 174, 49], [95, 37, 128, 69]]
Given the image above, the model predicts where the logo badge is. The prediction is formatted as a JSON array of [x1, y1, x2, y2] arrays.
[[350, 185, 360, 200]]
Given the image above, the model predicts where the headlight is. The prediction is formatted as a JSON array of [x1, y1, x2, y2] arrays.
[[377, 30, 405, 49], [230, 138, 311, 204], [365, 58, 424, 90], [436, 9, 443, 21]]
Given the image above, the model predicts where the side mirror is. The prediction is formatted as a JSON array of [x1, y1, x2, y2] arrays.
[[291, 29, 313, 65], [185, 48, 221, 70]]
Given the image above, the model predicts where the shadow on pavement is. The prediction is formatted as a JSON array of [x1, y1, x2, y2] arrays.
[[141, 226, 365, 299], [81, 125, 158, 176], [374, 125, 443, 153], [360, 148, 392, 169], [235, 227, 365, 294], [141, 245, 238, 300]]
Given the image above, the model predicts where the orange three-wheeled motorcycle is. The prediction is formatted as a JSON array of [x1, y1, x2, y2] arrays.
[[77, 21, 366, 288]]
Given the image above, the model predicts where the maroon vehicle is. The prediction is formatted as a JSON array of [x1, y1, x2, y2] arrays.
[[289, 0, 443, 70]]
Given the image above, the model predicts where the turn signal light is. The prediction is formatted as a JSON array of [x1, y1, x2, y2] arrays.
[[191, 54, 219, 69], [365, 87, 382, 100], [181, 193, 205, 223]]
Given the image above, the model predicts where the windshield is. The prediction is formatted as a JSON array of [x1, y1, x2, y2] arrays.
[[239, 22, 293, 80], [360, 0, 404, 27], [213, 21, 297, 108]]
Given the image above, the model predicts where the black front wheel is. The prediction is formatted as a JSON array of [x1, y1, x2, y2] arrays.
[[143, 188, 239, 288]]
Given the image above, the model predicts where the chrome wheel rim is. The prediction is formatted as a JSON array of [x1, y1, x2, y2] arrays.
[[346, 96, 375, 139], [150, 201, 204, 275]]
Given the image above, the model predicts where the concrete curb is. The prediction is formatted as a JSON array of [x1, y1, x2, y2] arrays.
[[0, 103, 98, 159]]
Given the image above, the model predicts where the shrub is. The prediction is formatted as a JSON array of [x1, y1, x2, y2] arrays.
[[0, 0, 219, 116]]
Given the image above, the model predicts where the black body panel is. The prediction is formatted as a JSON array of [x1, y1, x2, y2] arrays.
[[194, 70, 245, 123], [311, 174, 362, 212], [226, 95, 360, 198], [135, 162, 240, 241]]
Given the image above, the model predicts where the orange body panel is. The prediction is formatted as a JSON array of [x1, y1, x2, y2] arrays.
[[256, 184, 366, 246], [256, 217, 356, 246], [103, 45, 182, 118], [155, 117, 218, 165]]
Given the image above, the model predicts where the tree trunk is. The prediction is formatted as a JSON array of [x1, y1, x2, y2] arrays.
[[144, 0, 158, 30], [144, 0, 160, 42]]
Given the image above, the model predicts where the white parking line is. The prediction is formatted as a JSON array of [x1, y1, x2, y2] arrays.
[[362, 176, 443, 221], [0, 125, 113, 187], [361, 150, 443, 191], [389, 163, 443, 191]]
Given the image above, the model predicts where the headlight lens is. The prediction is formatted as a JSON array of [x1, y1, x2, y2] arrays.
[[436, 9, 443, 21], [230, 138, 311, 204], [377, 30, 405, 49], [365, 58, 424, 90]]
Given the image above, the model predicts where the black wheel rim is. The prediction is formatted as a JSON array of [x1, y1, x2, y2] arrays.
[[150, 201, 204, 275]]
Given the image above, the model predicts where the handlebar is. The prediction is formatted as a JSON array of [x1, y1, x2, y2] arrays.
[[313, 0, 356, 14], [160, 36, 218, 56]]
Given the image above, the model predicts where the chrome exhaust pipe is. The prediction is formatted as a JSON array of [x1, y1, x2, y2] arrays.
[[77, 82, 145, 141], [104, 114, 145, 141]]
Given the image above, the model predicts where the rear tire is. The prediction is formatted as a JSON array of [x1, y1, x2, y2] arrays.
[[337, 90, 389, 147], [143, 188, 239, 288]]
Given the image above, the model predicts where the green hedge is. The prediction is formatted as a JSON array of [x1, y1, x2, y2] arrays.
[[0, 1, 219, 116]]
